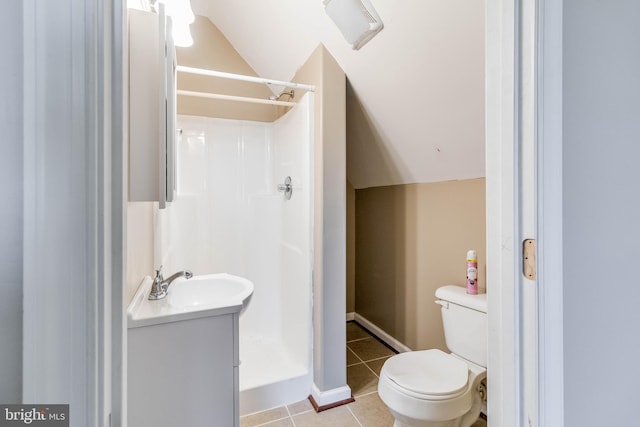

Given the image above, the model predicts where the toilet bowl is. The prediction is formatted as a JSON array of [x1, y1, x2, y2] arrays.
[[378, 286, 487, 427]]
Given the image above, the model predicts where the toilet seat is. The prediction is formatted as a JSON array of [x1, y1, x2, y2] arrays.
[[381, 349, 469, 400]]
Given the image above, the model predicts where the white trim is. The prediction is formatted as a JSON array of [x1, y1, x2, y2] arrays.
[[310, 384, 352, 407], [176, 65, 316, 92], [515, 0, 539, 424], [353, 313, 412, 353], [111, 0, 128, 425], [536, 0, 564, 424], [486, 0, 518, 425], [22, 2, 122, 425], [345, 312, 355, 322], [158, 4, 167, 210], [22, 0, 104, 424], [96, 0, 112, 423]]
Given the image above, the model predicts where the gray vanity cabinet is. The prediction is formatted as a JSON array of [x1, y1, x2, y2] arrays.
[[128, 312, 240, 427]]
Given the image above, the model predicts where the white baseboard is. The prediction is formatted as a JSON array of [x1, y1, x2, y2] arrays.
[[310, 383, 352, 407], [353, 313, 412, 353], [345, 312, 355, 322]]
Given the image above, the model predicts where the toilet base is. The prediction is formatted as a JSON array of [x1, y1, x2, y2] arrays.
[[389, 412, 478, 427], [381, 375, 484, 427], [393, 420, 464, 427]]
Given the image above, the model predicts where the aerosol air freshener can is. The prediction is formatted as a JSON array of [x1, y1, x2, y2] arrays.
[[466, 250, 478, 295]]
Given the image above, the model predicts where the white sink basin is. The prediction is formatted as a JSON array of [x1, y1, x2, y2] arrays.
[[127, 273, 254, 328], [168, 273, 254, 311]]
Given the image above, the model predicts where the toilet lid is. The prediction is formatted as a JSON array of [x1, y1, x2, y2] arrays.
[[383, 349, 469, 397]]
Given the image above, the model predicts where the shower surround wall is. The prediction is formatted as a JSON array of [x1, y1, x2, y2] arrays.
[[157, 95, 313, 415]]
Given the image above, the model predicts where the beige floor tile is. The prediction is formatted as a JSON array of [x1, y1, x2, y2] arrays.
[[292, 405, 360, 427], [240, 406, 289, 427], [347, 363, 379, 397], [346, 322, 371, 342], [349, 392, 395, 427], [286, 398, 314, 416], [347, 347, 361, 365], [365, 356, 391, 376], [471, 416, 487, 427], [262, 418, 294, 427], [348, 337, 395, 362]]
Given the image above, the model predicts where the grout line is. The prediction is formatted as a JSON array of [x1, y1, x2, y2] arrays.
[[347, 346, 367, 365], [348, 348, 386, 378], [351, 318, 405, 355], [250, 415, 291, 427], [285, 405, 297, 427], [363, 360, 380, 378], [346, 336, 373, 344], [291, 409, 314, 417], [366, 355, 392, 362], [349, 349, 392, 366], [354, 390, 379, 399], [346, 404, 364, 427]]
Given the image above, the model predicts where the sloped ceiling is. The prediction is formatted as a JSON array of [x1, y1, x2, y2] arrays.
[[190, 0, 485, 189]]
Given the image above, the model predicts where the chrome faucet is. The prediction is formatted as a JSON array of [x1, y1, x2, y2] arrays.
[[149, 266, 193, 300]]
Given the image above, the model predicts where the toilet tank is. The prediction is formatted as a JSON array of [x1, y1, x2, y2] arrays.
[[435, 285, 487, 367]]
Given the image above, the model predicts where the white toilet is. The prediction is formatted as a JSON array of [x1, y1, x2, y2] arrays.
[[378, 285, 487, 427]]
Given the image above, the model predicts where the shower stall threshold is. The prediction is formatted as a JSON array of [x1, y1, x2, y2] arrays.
[[239, 335, 312, 416]]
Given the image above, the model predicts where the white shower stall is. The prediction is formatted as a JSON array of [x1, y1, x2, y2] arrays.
[[156, 93, 314, 415]]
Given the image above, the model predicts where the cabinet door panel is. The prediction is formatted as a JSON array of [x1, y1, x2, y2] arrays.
[[129, 9, 161, 202], [166, 16, 177, 204], [128, 8, 175, 208], [128, 315, 236, 427]]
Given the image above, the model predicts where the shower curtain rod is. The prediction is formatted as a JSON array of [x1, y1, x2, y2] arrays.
[[176, 65, 316, 92], [177, 89, 296, 107]]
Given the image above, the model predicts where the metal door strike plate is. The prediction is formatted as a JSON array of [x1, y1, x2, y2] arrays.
[[523, 239, 536, 280]]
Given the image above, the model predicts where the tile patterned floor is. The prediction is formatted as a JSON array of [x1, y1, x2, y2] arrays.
[[240, 322, 487, 427]]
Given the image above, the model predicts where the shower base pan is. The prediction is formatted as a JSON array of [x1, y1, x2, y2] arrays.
[[239, 334, 311, 416]]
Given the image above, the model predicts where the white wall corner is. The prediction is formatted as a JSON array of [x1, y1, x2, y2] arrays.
[[310, 383, 352, 408]]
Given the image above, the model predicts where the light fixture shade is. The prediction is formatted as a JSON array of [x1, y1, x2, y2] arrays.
[[164, 0, 194, 26], [324, 0, 383, 50], [172, 22, 193, 47], [159, 0, 194, 47]]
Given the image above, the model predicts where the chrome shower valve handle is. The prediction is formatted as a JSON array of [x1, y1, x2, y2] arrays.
[[277, 176, 293, 200]]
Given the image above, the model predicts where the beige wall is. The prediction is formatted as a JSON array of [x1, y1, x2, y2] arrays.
[[346, 180, 356, 313], [354, 178, 486, 351], [175, 16, 276, 122], [125, 202, 155, 303]]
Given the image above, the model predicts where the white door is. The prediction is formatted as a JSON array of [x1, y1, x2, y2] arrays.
[[487, 1, 564, 426], [22, 1, 127, 426], [518, 0, 538, 425], [535, 0, 565, 425], [486, 0, 539, 425]]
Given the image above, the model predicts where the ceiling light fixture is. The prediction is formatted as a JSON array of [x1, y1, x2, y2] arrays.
[[154, 0, 195, 47], [324, 0, 384, 50]]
